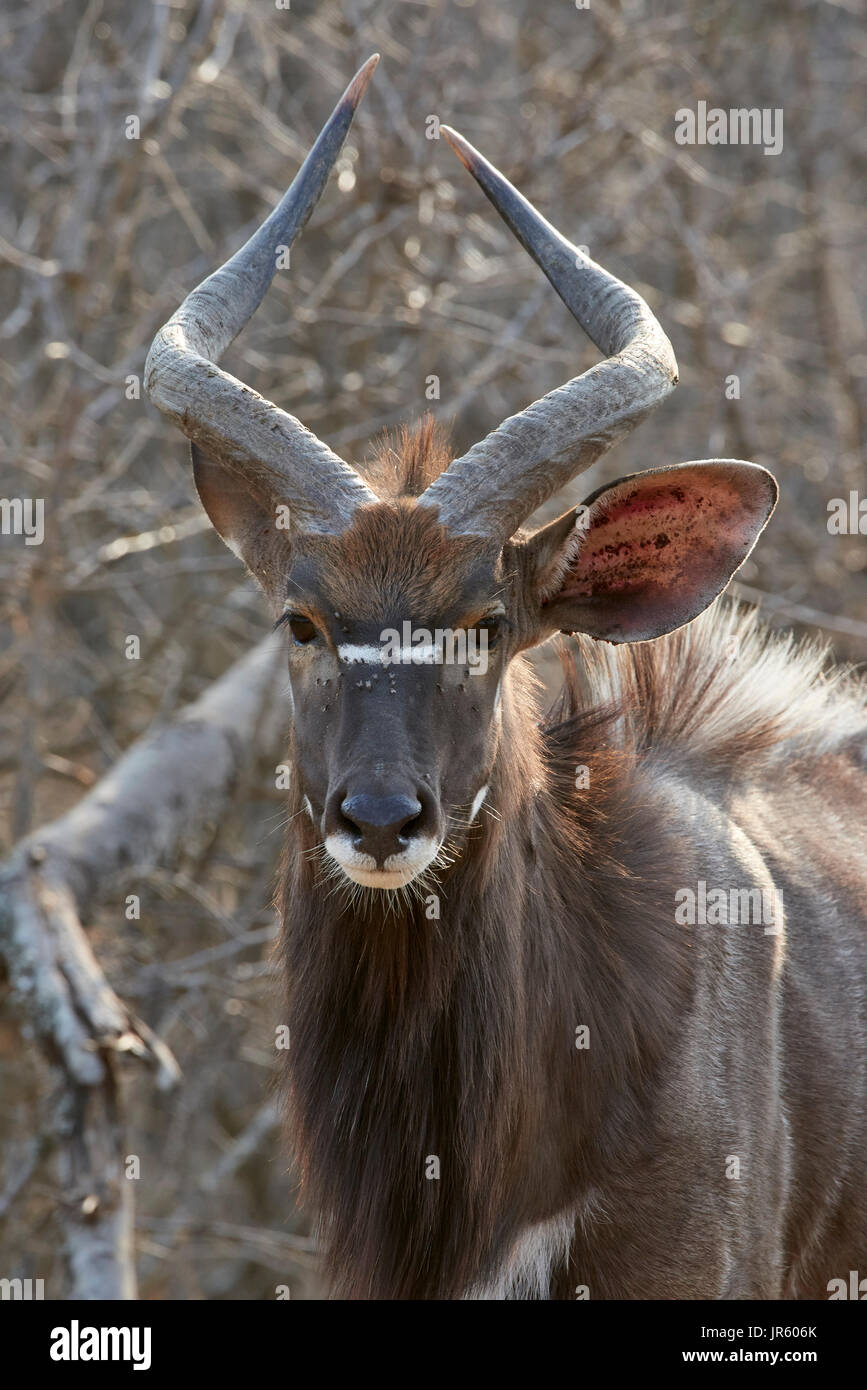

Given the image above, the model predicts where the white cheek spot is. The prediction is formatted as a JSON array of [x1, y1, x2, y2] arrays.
[[303, 795, 315, 824], [469, 785, 489, 824], [494, 679, 503, 714]]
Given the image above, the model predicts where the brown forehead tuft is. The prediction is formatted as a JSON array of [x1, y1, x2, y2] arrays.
[[295, 501, 498, 619], [359, 414, 454, 500]]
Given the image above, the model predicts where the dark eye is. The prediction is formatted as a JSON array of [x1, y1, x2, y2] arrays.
[[287, 614, 317, 645], [476, 615, 502, 648]]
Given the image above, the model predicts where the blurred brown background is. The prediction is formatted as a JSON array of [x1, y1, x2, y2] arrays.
[[1, 0, 865, 1299]]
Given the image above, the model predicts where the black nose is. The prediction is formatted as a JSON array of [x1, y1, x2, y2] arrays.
[[340, 792, 423, 866]]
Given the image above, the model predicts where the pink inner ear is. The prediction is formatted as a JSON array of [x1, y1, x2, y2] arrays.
[[562, 475, 757, 601]]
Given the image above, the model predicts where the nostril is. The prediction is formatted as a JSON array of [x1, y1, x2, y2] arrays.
[[398, 812, 422, 843]]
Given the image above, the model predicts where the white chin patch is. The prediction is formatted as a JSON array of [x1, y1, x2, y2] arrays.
[[323, 833, 440, 889]]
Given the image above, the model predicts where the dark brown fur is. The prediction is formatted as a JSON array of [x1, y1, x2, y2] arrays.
[[276, 444, 867, 1298]]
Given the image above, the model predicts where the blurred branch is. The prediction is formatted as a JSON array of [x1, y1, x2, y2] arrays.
[[0, 632, 286, 1297], [730, 582, 867, 645]]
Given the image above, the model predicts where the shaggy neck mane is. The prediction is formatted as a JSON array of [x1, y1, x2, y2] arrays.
[[277, 416, 866, 1297], [279, 653, 694, 1299]]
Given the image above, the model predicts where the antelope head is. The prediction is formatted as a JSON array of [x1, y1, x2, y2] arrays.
[[146, 56, 777, 891]]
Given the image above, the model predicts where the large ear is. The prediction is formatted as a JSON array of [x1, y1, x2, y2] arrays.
[[524, 461, 778, 644], [191, 444, 289, 583]]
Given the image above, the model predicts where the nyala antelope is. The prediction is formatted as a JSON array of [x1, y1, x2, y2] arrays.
[[146, 58, 867, 1299]]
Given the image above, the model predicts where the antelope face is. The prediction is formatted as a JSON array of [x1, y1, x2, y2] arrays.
[[277, 455, 777, 892], [145, 57, 778, 892], [281, 508, 508, 889]]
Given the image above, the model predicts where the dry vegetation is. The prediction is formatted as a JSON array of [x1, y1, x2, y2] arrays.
[[1, 0, 865, 1299]]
